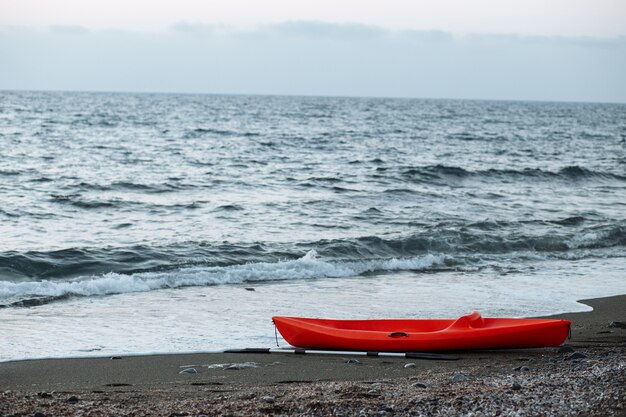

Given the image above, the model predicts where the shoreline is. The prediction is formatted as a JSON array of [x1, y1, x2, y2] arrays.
[[1, 295, 624, 416]]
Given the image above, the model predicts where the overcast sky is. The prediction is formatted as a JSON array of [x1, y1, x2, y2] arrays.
[[1, 0, 625, 102]]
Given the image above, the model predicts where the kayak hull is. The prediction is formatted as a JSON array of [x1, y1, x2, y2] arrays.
[[272, 312, 571, 352]]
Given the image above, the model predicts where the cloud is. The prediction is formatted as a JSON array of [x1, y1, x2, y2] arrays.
[[1, 22, 625, 102], [170, 21, 228, 35], [264, 20, 386, 40], [49, 24, 90, 35]]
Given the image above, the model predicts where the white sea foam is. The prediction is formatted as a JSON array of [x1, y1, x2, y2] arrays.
[[0, 251, 445, 301], [566, 232, 600, 249]]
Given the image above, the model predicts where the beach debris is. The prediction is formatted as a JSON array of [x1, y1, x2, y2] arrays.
[[204, 362, 261, 370], [558, 346, 575, 353], [512, 382, 522, 391], [66, 395, 79, 403], [452, 372, 470, 382], [226, 362, 260, 370], [513, 366, 530, 372], [412, 382, 428, 389], [261, 395, 275, 404], [345, 358, 360, 364], [110, 356, 122, 360], [565, 352, 588, 361], [179, 368, 198, 374], [404, 363, 417, 369], [36, 392, 51, 398], [608, 321, 626, 329]]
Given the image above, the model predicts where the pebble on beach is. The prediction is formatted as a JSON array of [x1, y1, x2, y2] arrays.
[[566, 352, 588, 361], [261, 395, 275, 404], [404, 363, 417, 369], [452, 372, 470, 382]]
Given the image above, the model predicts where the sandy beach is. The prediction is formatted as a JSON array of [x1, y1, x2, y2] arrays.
[[0, 295, 624, 416]]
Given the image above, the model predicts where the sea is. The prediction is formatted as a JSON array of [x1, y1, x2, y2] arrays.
[[1, 91, 625, 362]]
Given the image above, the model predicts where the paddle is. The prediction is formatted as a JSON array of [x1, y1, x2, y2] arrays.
[[223, 347, 461, 361]]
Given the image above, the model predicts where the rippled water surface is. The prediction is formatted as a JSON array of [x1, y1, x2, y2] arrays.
[[1, 91, 625, 360]]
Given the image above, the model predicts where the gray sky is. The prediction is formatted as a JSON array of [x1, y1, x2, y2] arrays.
[[1, 0, 625, 102]]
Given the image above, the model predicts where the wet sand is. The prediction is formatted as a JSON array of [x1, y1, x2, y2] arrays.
[[1, 295, 624, 416]]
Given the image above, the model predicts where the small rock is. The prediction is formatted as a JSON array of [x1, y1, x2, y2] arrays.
[[452, 372, 470, 382], [345, 359, 360, 364], [262, 395, 275, 404], [512, 382, 522, 391], [110, 356, 122, 360], [244, 287, 255, 291], [404, 363, 416, 369], [608, 321, 626, 329], [513, 366, 530, 372], [412, 382, 428, 389], [34, 412, 46, 417], [558, 346, 575, 353], [66, 395, 79, 403], [566, 352, 588, 361], [37, 392, 51, 398], [179, 368, 198, 374]]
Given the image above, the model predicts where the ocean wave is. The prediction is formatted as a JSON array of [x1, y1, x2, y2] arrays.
[[182, 127, 261, 139], [400, 165, 626, 182], [50, 194, 119, 209], [72, 180, 191, 193], [1, 223, 624, 281], [0, 251, 444, 307], [312, 224, 626, 258]]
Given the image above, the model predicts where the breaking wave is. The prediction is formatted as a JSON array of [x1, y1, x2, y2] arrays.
[[0, 251, 444, 307]]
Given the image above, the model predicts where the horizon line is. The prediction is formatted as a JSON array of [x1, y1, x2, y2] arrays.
[[2, 87, 625, 106]]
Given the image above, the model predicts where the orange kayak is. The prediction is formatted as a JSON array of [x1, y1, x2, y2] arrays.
[[272, 311, 571, 352]]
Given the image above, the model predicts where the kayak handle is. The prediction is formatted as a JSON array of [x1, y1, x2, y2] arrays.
[[388, 331, 409, 338]]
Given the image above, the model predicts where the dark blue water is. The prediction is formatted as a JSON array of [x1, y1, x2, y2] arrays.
[[1, 91, 625, 307]]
